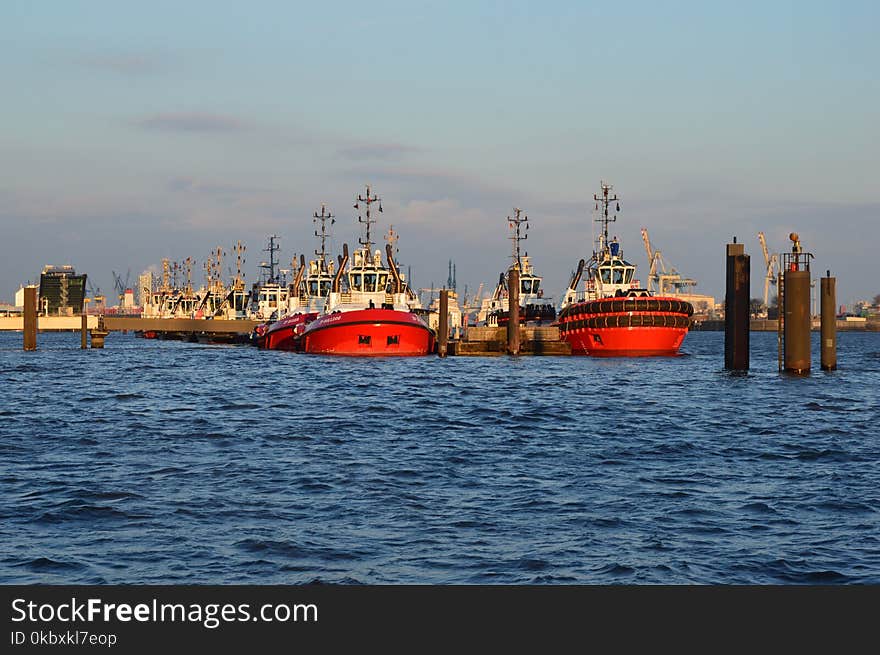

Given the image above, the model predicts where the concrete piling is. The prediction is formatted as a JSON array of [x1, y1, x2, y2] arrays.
[[23, 287, 37, 351], [507, 266, 520, 355], [724, 241, 749, 370], [820, 271, 837, 371], [90, 315, 109, 349], [438, 289, 449, 358]]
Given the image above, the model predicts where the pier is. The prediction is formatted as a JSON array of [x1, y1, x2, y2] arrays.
[[451, 326, 571, 356]]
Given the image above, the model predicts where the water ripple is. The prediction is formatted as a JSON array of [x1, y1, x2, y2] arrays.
[[1, 331, 879, 584]]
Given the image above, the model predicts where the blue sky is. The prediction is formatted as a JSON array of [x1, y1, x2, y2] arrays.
[[2, 1, 878, 307]]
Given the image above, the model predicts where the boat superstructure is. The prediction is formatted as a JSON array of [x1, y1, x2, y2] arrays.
[[250, 235, 290, 322], [140, 240, 252, 321], [477, 208, 556, 326], [557, 181, 693, 356], [299, 185, 434, 356]]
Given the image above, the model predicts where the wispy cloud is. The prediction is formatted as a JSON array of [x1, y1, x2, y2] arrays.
[[167, 177, 272, 196], [80, 52, 164, 76], [136, 112, 247, 133], [336, 143, 422, 161], [341, 166, 519, 210]]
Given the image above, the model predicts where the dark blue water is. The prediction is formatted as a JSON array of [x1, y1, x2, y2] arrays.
[[1, 330, 878, 584]]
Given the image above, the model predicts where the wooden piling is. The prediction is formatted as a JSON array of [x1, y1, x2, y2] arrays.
[[23, 287, 37, 351], [783, 269, 811, 374], [820, 272, 836, 371], [81, 312, 88, 349], [507, 266, 520, 355], [724, 242, 749, 370], [438, 289, 449, 358]]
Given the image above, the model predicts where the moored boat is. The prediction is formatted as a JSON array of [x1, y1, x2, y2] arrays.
[[477, 208, 556, 327], [299, 185, 434, 356], [254, 205, 336, 350], [557, 181, 693, 356]]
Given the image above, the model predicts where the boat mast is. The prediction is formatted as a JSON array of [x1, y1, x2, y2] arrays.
[[161, 258, 171, 292], [593, 181, 620, 258], [508, 207, 529, 269], [232, 240, 246, 290], [354, 184, 382, 255], [262, 235, 280, 284], [210, 246, 225, 294], [314, 204, 335, 273], [183, 256, 194, 294]]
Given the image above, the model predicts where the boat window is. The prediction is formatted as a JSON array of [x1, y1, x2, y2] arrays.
[[624, 269, 634, 284], [387, 335, 399, 345], [612, 268, 625, 284], [378, 274, 388, 290], [521, 280, 532, 294], [364, 273, 377, 291], [358, 335, 371, 345], [319, 281, 330, 296], [351, 273, 362, 290], [600, 268, 612, 283]]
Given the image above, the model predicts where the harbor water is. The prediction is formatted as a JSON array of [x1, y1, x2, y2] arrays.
[[1, 331, 878, 584]]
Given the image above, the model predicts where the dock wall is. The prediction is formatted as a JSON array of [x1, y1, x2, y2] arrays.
[[0, 316, 99, 331]]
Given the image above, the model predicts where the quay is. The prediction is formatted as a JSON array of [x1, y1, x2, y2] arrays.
[[101, 317, 261, 344], [0, 315, 101, 332], [101, 316, 261, 335], [0, 315, 260, 337]]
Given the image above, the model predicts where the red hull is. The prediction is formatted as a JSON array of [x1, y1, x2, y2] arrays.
[[255, 312, 318, 351], [558, 296, 692, 356], [302, 308, 435, 356], [563, 326, 688, 356]]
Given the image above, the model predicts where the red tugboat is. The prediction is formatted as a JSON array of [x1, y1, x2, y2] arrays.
[[254, 205, 336, 350], [299, 185, 435, 356], [557, 181, 693, 356]]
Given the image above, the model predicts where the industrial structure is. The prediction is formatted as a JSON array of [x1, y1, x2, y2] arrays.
[[640, 228, 697, 295], [38, 265, 87, 315], [640, 228, 716, 314]]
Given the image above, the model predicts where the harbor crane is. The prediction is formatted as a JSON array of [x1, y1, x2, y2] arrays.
[[640, 228, 696, 295], [757, 232, 778, 309], [111, 269, 131, 306], [86, 279, 105, 310]]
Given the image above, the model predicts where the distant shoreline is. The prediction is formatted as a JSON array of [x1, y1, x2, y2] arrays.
[[691, 318, 880, 332]]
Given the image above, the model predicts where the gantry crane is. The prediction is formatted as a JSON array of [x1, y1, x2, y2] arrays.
[[641, 228, 660, 292], [757, 232, 778, 309]]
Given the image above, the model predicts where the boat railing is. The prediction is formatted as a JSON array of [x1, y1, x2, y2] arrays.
[[565, 289, 591, 304]]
